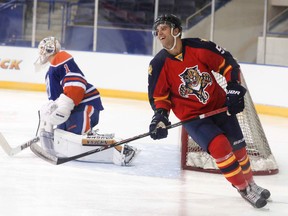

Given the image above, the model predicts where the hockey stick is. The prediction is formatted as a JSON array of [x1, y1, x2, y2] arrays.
[[0, 110, 42, 156], [0, 133, 40, 156], [30, 107, 228, 165]]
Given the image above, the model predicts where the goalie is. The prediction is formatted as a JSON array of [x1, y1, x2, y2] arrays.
[[35, 36, 138, 166]]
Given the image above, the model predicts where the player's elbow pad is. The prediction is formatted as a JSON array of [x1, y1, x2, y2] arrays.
[[49, 94, 75, 125]]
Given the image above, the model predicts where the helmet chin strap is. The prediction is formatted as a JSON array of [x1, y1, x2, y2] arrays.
[[164, 28, 181, 51]]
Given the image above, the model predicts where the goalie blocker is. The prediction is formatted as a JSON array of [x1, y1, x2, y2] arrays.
[[40, 129, 139, 166]]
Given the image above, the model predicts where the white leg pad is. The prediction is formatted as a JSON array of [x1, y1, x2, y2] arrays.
[[53, 129, 115, 163]]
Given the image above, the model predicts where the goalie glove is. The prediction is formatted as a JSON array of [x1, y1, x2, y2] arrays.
[[149, 108, 171, 140], [40, 94, 75, 132], [226, 81, 247, 115], [40, 100, 58, 132], [49, 94, 75, 125]]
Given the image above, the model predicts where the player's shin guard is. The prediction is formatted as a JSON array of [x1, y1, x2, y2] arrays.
[[208, 135, 267, 208], [234, 148, 253, 183], [208, 134, 247, 190]]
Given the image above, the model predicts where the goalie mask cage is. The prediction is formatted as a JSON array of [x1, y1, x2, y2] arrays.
[[181, 72, 279, 175]]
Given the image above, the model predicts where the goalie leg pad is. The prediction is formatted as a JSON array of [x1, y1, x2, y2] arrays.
[[82, 130, 116, 146], [39, 131, 55, 154], [87, 129, 115, 139], [54, 129, 115, 162]]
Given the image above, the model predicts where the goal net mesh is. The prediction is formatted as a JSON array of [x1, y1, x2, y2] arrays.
[[181, 72, 278, 175]]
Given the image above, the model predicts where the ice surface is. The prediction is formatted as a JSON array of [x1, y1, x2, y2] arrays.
[[0, 89, 287, 216]]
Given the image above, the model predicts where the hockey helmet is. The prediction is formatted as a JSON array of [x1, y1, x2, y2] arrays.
[[152, 14, 182, 36], [38, 36, 61, 64]]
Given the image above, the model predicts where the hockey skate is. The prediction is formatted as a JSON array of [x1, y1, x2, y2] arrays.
[[122, 144, 140, 166], [238, 186, 267, 208], [249, 182, 271, 200]]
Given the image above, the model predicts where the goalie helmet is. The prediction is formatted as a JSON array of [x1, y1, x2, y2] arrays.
[[38, 36, 61, 64], [152, 14, 182, 37]]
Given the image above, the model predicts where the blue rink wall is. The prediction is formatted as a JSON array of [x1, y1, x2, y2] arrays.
[[0, 46, 287, 117]]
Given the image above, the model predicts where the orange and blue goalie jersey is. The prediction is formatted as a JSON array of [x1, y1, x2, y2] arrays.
[[148, 38, 241, 121], [45, 51, 103, 111]]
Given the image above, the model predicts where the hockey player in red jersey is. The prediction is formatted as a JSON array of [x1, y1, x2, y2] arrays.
[[35, 36, 138, 166], [148, 14, 270, 208]]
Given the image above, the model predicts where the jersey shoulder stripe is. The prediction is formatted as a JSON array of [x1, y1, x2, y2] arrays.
[[50, 51, 73, 67], [62, 72, 88, 89], [81, 86, 101, 104]]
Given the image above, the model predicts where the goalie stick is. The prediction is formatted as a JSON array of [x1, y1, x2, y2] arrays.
[[30, 107, 228, 165], [0, 133, 40, 156], [0, 110, 42, 156]]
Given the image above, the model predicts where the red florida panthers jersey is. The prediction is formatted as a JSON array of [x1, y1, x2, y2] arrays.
[[45, 51, 103, 111], [148, 38, 241, 121]]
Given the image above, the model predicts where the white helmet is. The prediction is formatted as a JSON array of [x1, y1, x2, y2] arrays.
[[37, 36, 61, 64]]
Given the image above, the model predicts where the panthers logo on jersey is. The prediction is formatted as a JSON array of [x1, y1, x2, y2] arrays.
[[178, 65, 212, 104]]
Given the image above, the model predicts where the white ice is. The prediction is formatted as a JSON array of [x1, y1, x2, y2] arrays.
[[0, 89, 287, 216]]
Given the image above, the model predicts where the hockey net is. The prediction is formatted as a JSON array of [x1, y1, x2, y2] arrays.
[[181, 72, 279, 175]]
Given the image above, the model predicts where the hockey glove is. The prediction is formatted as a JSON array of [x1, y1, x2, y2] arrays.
[[49, 94, 75, 125], [149, 109, 171, 140], [226, 81, 247, 115], [39, 100, 58, 132]]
